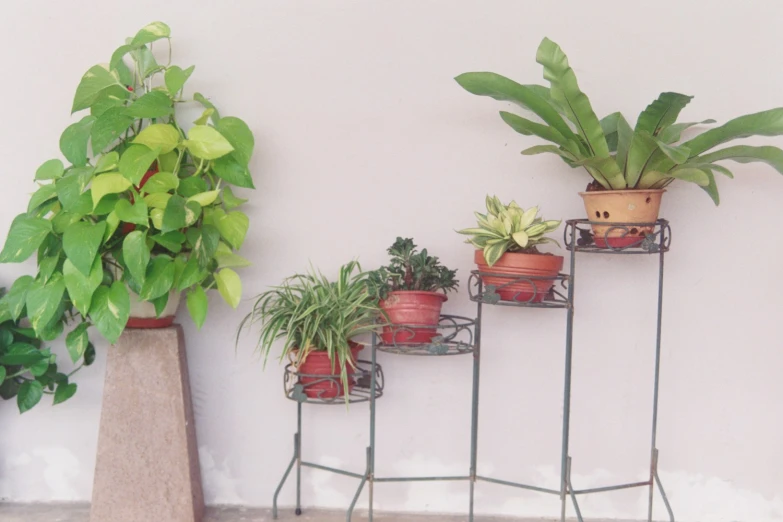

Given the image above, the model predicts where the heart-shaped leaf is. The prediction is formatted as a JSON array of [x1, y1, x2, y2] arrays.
[[89, 282, 130, 344], [63, 256, 103, 316], [123, 231, 150, 284], [63, 221, 107, 276], [0, 215, 52, 263]]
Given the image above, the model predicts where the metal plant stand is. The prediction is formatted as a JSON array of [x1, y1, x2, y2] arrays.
[[273, 219, 676, 522]]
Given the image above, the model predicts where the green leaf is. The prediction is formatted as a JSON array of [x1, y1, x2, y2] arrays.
[[105, 211, 120, 242], [600, 112, 621, 152], [126, 91, 174, 119], [110, 45, 132, 71], [162, 195, 187, 232], [0, 366, 5, 383], [695, 145, 783, 175], [194, 109, 214, 125], [151, 292, 170, 317], [615, 114, 634, 174], [2, 276, 33, 320], [665, 167, 710, 186], [145, 192, 173, 209], [194, 225, 220, 268], [60, 115, 97, 166], [184, 201, 202, 226], [0, 343, 46, 365], [132, 124, 180, 154], [140, 256, 175, 300], [26, 274, 66, 336], [119, 144, 160, 185], [186, 286, 208, 329], [0, 215, 52, 263], [222, 186, 248, 209], [114, 198, 149, 226], [38, 255, 60, 283], [91, 173, 132, 208], [520, 144, 577, 165], [215, 249, 251, 269], [130, 45, 160, 78], [94, 194, 119, 215], [216, 117, 254, 166], [56, 168, 93, 211], [185, 125, 234, 160], [698, 167, 720, 205], [194, 92, 221, 122], [187, 190, 219, 207], [177, 255, 206, 290], [483, 241, 510, 267], [53, 382, 77, 405], [151, 231, 186, 253], [35, 159, 64, 181], [625, 131, 660, 188], [635, 92, 693, 136], [131, 21, 171, 47], [95, 152, 120, 173], [575, 157, 625, 190], [165, 65, 195, 95], [141, 171, 178, 193], [454, 71, 580, 146], [499, 111, 574, 148], [27, 184, 58, 214], [215, 268, 241, 308], [63, 256, 103, 316], [89, 282, 130, 344], [659, 119, 716, 144], [66, 322, 89, 363], [90, 85, 131, 118], [91, 106, 134, 153], [216, 211, 249, 249], [72, 65, 122, 113], [684, 108, 783, 157], [123, 231, 150, 284], [17, 380, 43, 413], [84, 342, 96, 366], [150, 209, 164, 229], [212, 154, 254, 188], [652, 135, 691, 164], [63, 221, 106, 275], [177, 176, 207, 197], [536, 38, 608, 158]]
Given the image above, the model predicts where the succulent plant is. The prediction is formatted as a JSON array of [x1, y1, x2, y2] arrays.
[[457, 196, 560, 266]]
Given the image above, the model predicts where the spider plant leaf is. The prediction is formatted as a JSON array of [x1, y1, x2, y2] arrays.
[[635, 92, 693, 136], [536, 38, 609, 158]]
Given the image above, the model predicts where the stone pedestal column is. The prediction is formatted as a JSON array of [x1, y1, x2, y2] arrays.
[[90, 326, 204, 522]]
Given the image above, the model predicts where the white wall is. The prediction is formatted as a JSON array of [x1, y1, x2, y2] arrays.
[[1, 1, 782, 521]]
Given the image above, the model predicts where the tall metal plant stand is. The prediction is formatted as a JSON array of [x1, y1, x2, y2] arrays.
[[272, 219, 676, 522]]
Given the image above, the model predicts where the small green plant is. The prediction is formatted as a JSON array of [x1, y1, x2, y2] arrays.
[[457, 196, 561, 266], [239, 261, 380, 399], [0, 289, 86, 413], [456, 37, 783, 204], [368, 238, 459, 300], [0, 22, 254, 354]]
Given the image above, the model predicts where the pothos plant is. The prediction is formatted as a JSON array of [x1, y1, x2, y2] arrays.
[[0, 21, 254, 364], [0, 288, 84, 413], [367, 238, 459, 300], [456, 37, 783, 203]]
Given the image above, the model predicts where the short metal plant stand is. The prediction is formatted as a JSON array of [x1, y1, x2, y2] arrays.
[[273, 219, 676, 522]]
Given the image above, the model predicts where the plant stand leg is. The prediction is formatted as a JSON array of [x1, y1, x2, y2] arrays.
[[346, 447, 371, 522], [273, 434, 298, 519], [296, 402, 303, 515], [566, 457, 584, 522], [90, 326, 204, 522], [469, 295, 482, 522]]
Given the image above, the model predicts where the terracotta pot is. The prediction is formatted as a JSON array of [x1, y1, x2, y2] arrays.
[[474, 249, 563, 303], [379, 291, 447, 344], [580, 189, 664, 248], [126, 289, 182, 329], [297, 342, 363, 399]]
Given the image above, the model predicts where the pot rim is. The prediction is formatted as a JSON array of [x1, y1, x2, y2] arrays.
[[578, 188, 666, 196], [384, 290, 448, 301]]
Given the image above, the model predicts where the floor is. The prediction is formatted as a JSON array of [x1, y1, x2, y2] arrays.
[[0, 503, 587, 522]]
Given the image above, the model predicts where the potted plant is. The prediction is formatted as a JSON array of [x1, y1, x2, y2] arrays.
[[239, 261, 379, 401], [455, 37, 783, 247], [457, 196, 562, 303], [0, 21, 254, 351], [0, 289, 87, 413], [368, 238, 458, 345]]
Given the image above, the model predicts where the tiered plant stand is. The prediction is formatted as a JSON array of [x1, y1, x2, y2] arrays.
[[272, 219, 676, 522]]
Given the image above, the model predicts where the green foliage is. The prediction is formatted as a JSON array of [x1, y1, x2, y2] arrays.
[[240, 262, 380, 403], [0, 22, 255, 354], [0, 289, 84, 413], [367, 238, 459, 300], [457, 196, 561, 266], [455, 37, 783, 204]]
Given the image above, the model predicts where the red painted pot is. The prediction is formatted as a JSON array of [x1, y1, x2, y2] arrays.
[[297, 343, 363, 399], [475, 249, 563, 303], [379, 291, 446, 345]]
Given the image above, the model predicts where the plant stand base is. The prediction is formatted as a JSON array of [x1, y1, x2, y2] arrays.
[[90, 325, 204, 522]]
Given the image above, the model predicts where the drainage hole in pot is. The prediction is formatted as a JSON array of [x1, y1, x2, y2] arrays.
[[603, 211, 610, 219], [646, 197, 652, 203], [630, 227, 639, 235], [595, 211, 600, 218]]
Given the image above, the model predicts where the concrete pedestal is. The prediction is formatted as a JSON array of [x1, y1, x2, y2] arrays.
[[90, 326, 204, 522]]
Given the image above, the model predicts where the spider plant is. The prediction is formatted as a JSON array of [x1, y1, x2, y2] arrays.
[[239, 261, 380, 398], [456, 37, 783, 204]]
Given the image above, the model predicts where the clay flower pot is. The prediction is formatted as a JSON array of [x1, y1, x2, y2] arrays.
[[580, 189, 664, 248], [126, 289, 183, 329], [474, 249, 563, 303], [379, 291, 447, 345], [297, 342, 363, 399]]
